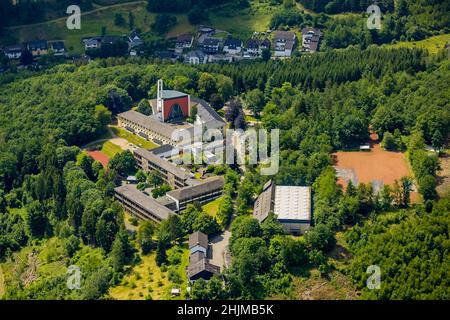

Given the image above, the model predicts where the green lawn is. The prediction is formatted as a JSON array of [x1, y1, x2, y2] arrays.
[[207, 2, 274, 39], [111, 126, 158, 150], [101, 141, 123, 158], [387, 34, 450, 54], [202, 196, 223, 218]]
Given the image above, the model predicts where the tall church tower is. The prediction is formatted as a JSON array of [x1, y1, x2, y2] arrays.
[[157, 79, 163, 113]]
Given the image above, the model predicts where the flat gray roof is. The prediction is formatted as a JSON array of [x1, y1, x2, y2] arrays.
[[167, 176, 224, 202], [117, 110, 176, 140], [114, 184, 174, 221], [274, 186, 311, 221], [134, 148, 191, 180]]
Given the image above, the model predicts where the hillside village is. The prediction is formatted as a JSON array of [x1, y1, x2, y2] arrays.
[[1, 25, 322, 68]]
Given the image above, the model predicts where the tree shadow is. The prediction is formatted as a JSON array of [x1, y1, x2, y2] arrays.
[[289, 263, 313, 278]]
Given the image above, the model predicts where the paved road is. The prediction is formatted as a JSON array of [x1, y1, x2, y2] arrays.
[[209, 230, 231, 270]]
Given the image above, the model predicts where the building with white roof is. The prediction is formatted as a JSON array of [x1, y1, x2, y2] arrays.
[[253, 181, 312, 235]]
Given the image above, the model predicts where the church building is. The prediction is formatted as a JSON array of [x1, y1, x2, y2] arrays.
[[117, 79, 225, 146]]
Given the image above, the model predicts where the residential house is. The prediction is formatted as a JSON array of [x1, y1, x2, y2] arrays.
[[246, 39, 260, 55], [49, 41, 65, 55], [128, 31, 143, 48], [185, 50, 207, 65], [201, 37, 221, 54], [27, 40, 48, 56], [3, 44, 23, 59], [83, 37, 101, 50], [273, 31, 296, 57], [176, 33, 194, 51], [223, 38, 243, 55], [127, 32, 143, 56], [301, 27, 322, 53], [188, 254, 221, 282], [260, 38, 271, 50], [246, 38, 270, 57]]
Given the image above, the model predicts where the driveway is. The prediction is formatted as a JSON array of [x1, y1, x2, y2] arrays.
[[209, 230, 231, 270]]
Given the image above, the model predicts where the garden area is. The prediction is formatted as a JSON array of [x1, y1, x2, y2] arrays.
[[109, 245, 189, 300]]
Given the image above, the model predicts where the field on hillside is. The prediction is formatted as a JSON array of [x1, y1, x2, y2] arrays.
[[387, 34, 450, 54], [207, 2, 275, 39], [4, 2, 161, 54], [2, 1, 276, 53]]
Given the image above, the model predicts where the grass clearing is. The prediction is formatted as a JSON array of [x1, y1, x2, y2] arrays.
[[286, 269, 359, 300], [207, 2, 274, 39], [101, 141, 123, 158], [111, 126, 159, 150], [387, 34, 450, 54], [202, 196, 223, 218]]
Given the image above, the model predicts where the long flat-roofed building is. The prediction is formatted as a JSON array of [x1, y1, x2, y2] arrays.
[[134, 148, 192, 189], [253, 180, 275, 222], [114, 184, 174, 223], [117, 110, 178, 145], [253, 181, 312, 235], [274, 186, 312, 235], [167, 176, 225, 212]]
